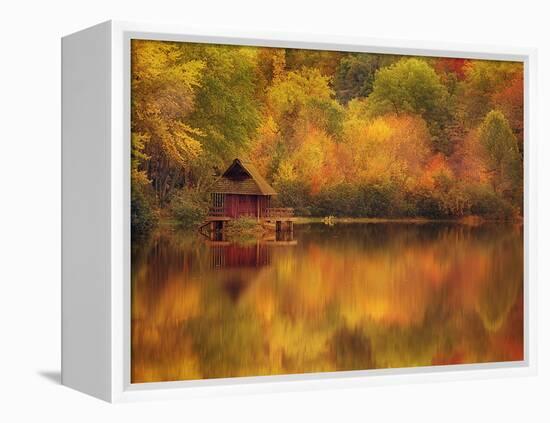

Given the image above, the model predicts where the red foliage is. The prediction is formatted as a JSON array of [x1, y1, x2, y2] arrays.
[[433, 58, 469, 80], [492, 72, 524, 146]]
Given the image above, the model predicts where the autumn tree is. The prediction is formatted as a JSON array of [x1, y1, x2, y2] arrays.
[[334, 53, 399, 104], [255, 48, 286, 102], [131, 134, 158, 236], [432, 57, 468, 80], [183, 44, 261, 170], [478, 110, 521, 200], [342, 114, 431, 187], [131, 40, 205, 204], [367, 58, 452, 153], [256, 68, 345, 211], [284, 49, 344, 77], [462, 60, 523, 127], [492, 72, 524, 154], [267, 68, 343, 138], [130, 40, 524, 224], [261, 67, 344, 171]]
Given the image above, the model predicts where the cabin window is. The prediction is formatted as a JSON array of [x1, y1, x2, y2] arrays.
[[212, 193, 225, 208]]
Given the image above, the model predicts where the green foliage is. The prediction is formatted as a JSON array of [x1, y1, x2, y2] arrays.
[[479, 111, 518, 169], [224, 217, 266, 243], [283, 179, 513, 220], [466, 184, 514, 219], [309, 183, 408, 218], [169, 189, 208, 229], [411, 187, 443, 218], [184, 45, 261, 166], [369, 57, 448, 116], [410, 183, 513, 219], [368, 58, 452, 153], [305, 97, 345, 138], [131, 41, 261, 204], [131, 41, 524, 224], [272, 178, 313, 216], [131, 170, 158, 237], [334, 53, 399, 103], [478, 110, 521, 200], [360, 183, 400, 217], [267, 68, 339, 141], [311, 184, 362, 217], [462, 60, 523, 126]]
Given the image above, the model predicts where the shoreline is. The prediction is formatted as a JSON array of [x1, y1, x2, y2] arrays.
[[293, 216, 523, 225], [155, 215, 523, 233]]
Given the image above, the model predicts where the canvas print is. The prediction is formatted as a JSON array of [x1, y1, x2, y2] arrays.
[[130, 39, 524, 383]]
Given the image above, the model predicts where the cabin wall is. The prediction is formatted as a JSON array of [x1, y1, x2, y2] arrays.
[[223, 194, 270, 219]]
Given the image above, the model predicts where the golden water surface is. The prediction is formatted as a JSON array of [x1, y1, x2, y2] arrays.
[[131, 222, 523, 383]]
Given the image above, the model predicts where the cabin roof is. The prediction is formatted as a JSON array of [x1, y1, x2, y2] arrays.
[[212, 158, 277, 196]]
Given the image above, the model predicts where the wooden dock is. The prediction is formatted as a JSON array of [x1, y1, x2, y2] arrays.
[[200, 207, 295, 239]]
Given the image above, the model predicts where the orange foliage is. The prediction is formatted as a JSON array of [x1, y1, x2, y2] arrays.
[[419, 153, 454, 189], [450, 129, 490, 184]]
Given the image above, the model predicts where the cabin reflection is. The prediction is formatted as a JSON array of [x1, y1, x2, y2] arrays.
[[207, 233, 296, 270], [210, 242, 271, 269]]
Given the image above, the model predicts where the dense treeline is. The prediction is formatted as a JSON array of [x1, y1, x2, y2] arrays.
[[131, 40, 523, 235]]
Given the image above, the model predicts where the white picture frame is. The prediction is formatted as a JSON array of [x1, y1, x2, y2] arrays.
[[61, 20, 538, 402]]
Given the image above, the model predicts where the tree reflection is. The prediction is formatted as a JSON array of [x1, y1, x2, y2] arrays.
[[131, 223, 523, 382]]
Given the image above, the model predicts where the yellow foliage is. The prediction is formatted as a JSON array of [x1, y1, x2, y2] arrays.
[[342, 114, 431, 186]]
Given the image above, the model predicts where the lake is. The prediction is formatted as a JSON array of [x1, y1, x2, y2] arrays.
[[131, 222, 524, 383]]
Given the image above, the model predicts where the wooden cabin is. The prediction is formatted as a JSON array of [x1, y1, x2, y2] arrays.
[[211, 158, 276, 220], [203, 158, 294, 235]]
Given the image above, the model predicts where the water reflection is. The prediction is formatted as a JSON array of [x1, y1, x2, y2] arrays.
[[131, 222, 523, 383], [209, 242, 273, 269]]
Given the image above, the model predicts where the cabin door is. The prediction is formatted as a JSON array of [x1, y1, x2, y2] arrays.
[[237, 195, 256, 219]]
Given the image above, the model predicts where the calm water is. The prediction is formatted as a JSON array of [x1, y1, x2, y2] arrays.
[[131, 222, 524, 383]]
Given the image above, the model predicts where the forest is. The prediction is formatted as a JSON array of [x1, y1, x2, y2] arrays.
[[131, 39, 524, 236]]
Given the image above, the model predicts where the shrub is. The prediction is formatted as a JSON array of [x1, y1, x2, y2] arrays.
[[467, 184, 514, 219], [224, 217, 266, 243], [411, 187, 443, 218], [170, 189, 208, 229], [225, 217, 261, 233], [310, 182, 414, 218], [360, 183, 397, 217], [272, 179, 312, 216], [131, 171, 158, 238], [311, 184, 362, 217]]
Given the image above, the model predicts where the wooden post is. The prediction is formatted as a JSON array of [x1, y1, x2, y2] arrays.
[[209, 222, 215, 240]]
